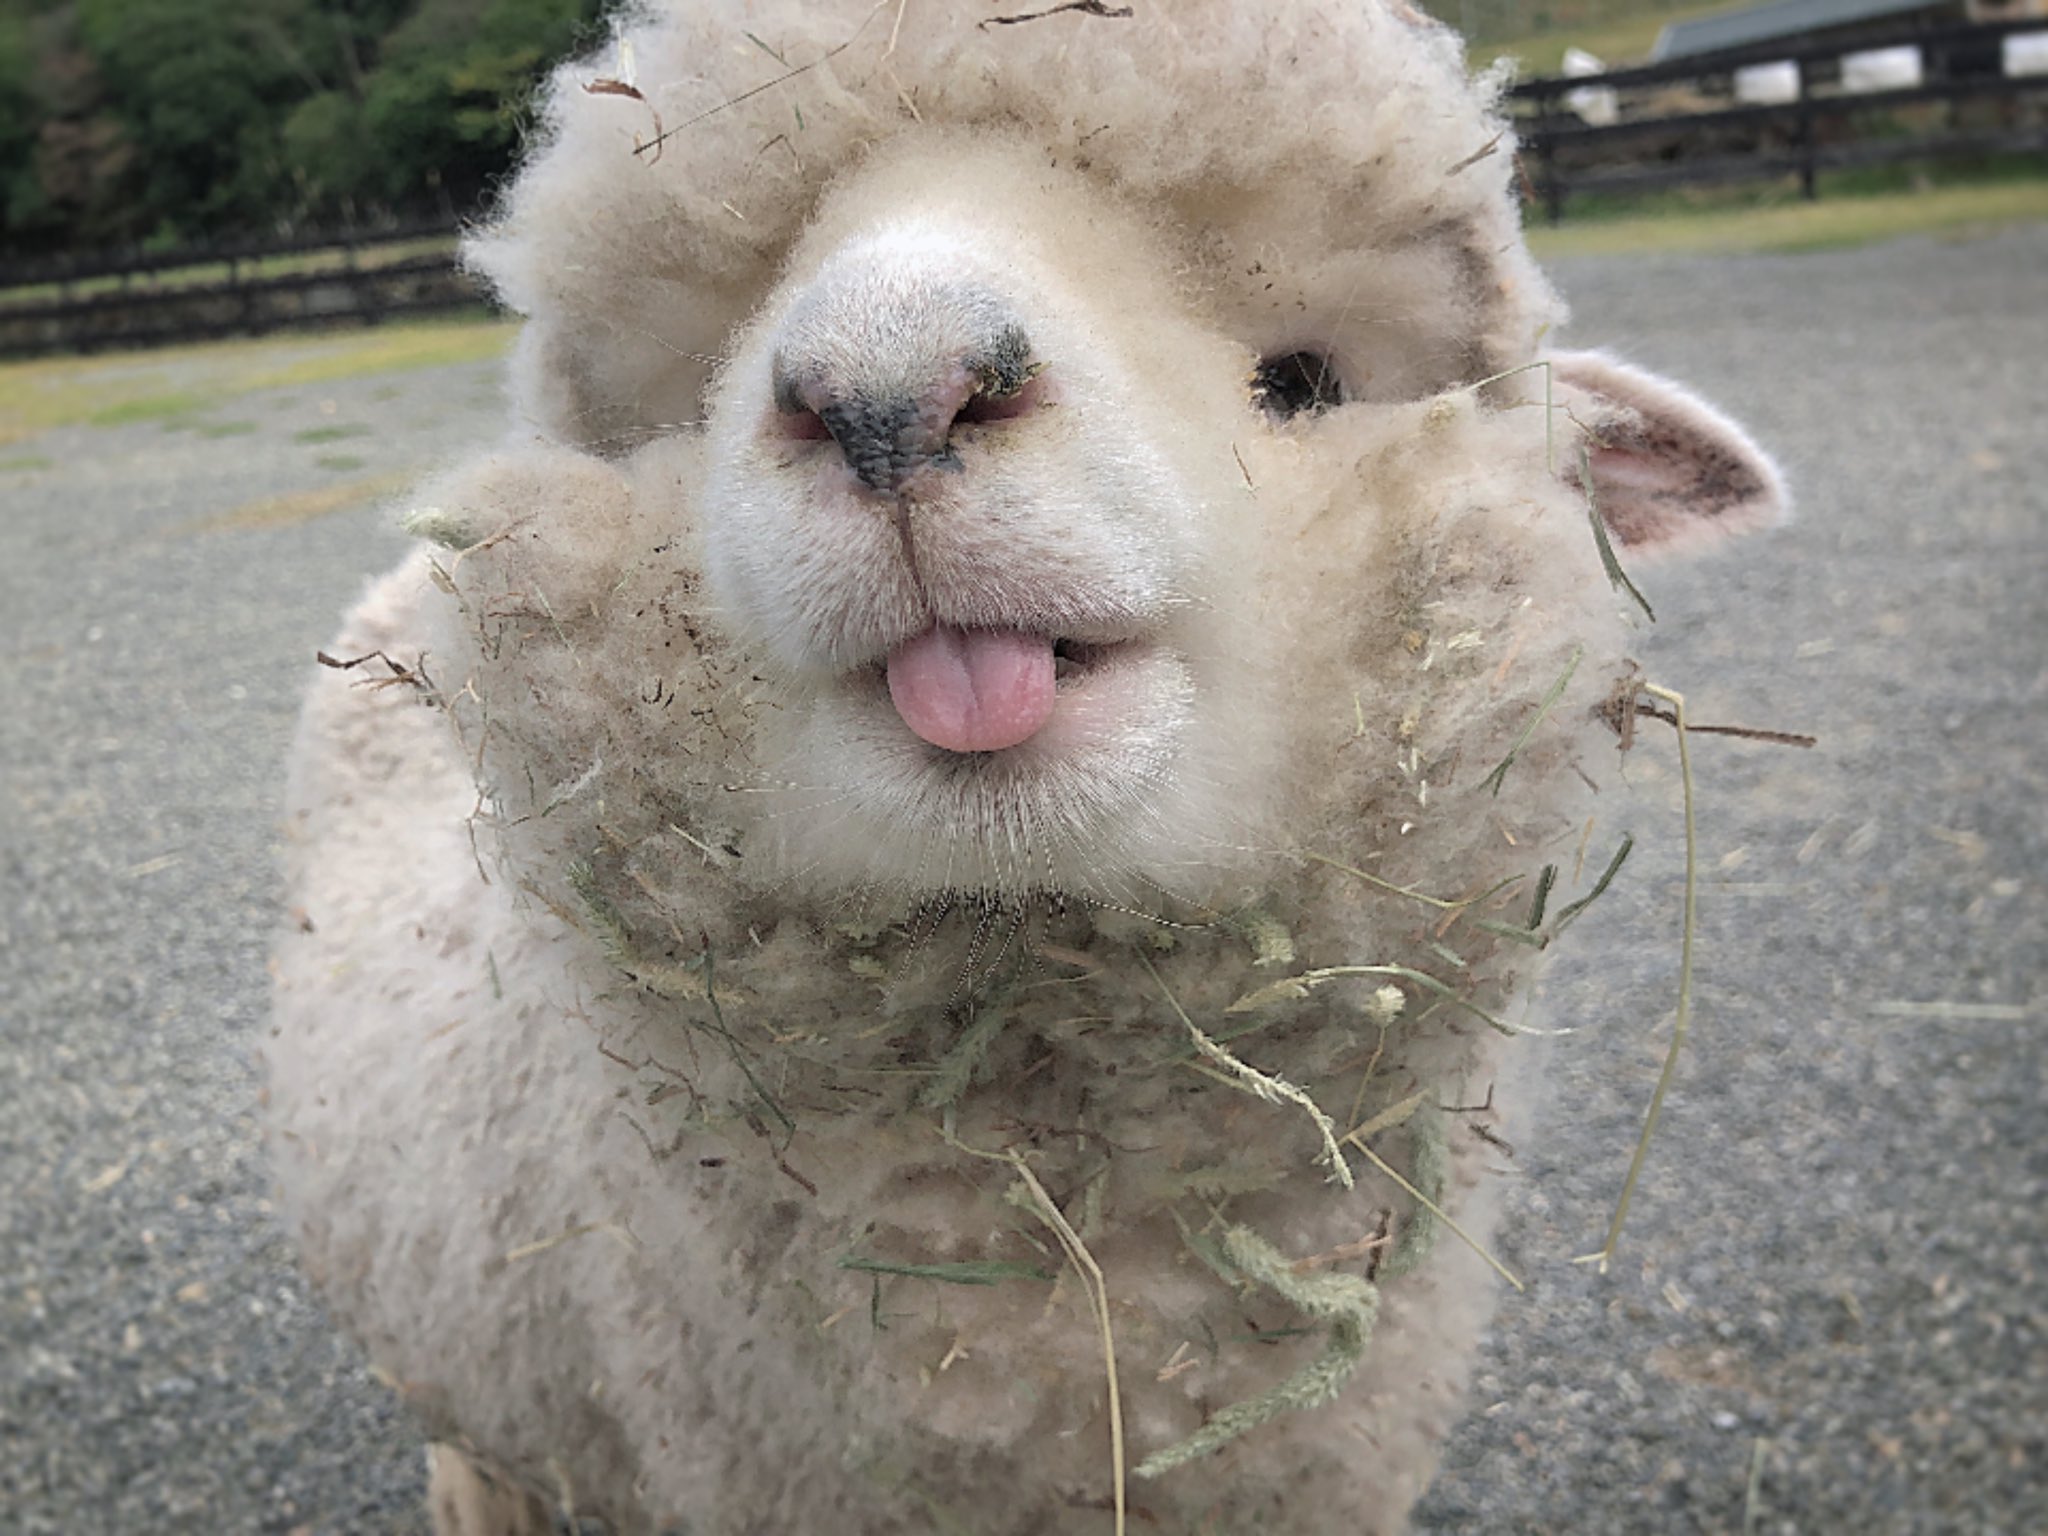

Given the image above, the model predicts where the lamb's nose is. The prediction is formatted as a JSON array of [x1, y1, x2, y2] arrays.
[[768, 257, 1039, 495]]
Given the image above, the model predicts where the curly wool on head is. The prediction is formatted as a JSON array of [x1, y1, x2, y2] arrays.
[[472, 0, 1553, 452], [268, 5, 1787, 1535]]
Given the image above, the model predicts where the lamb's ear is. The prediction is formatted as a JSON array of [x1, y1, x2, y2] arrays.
[[1549, 350, 1788, 559]]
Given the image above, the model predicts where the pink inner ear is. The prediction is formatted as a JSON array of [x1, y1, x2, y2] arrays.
[[1552, 350, 1788, 560], [1585, 443, 1669, 498], [1582, 437, 1714, 549]]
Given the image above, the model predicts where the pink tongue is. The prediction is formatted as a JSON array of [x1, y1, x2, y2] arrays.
[[886, 625, 1057, 753]]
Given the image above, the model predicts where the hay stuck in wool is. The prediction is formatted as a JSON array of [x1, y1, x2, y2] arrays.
[[266, 3, 1793, 1532]]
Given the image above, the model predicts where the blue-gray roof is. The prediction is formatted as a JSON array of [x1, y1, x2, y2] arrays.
[[1652, 0, 1948, 60]]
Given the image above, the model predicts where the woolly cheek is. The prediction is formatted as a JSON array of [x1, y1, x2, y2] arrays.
[[698, 452, 931, 675]]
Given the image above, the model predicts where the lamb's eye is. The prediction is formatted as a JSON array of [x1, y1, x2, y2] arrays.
[[1252, 351, 1345, 419]]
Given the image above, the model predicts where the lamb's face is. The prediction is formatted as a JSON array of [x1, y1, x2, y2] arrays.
[[450, 6, 1782, 939], [700, 144, 1278, 904]]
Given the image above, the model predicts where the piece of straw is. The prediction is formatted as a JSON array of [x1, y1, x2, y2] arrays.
[[1479, 645, 1584, 797], [1375, 1104, 1447, 1280], [942, 1129, 1127, 1535], [1576, 683, 1696, 1273], [1227, 964, 1514, 1038], [1146, 957, 1352, 1189], [1134, 1224, 1379, 1478], [1345, 1126, 1523, 1292]]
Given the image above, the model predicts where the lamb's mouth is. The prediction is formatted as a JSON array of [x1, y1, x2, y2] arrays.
[[863, 625, 1142, 755], [1052, 636, 1126, 683]]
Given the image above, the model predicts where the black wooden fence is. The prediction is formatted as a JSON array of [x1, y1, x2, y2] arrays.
[[0, 222, 483, 359], [1513, 17, 2048, 221]]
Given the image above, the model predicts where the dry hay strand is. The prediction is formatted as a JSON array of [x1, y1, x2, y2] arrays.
[[943, 1127, 1129, 1536], [1575, 681, 1696, 1275], [1133, 1224, 1380, 1479]]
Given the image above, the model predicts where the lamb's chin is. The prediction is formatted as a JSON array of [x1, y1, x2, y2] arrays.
[[748, 642, 1245, 906]]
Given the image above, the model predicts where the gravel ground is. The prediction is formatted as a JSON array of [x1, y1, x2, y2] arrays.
[[2, 224, 2042, 1535]]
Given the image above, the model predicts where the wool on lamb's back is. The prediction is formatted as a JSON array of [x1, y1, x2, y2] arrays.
[[267, 4, 1785, 1533]]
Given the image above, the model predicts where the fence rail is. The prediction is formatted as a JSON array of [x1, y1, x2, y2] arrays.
[[0, 219, 463, 292], [1512, 18, 2048, 221], [0, 223, 481, 358]]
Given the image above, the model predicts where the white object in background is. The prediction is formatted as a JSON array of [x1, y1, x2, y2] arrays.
[[2005, 31, 2048, 76], [1562, 46, 1620, 126], [1734, 60, 1802, 104], [1841, 45, 1924, 92]]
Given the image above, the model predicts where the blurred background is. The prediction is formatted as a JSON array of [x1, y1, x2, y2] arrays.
[[1, 2, 2042, 1533], [2, 0, 2045, 341], [0, 0, 606, 252]]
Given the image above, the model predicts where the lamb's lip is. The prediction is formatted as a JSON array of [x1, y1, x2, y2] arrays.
[[839, 627, 1147, 680]]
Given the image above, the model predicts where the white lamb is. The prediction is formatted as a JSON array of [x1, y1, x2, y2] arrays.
[[267, 3, 1786, 1533]]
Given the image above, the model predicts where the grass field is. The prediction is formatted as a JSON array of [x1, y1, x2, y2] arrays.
[[1527, 176, 2048, 257], [1463, 0, 1743, 73], [0, 316, 512, 446]]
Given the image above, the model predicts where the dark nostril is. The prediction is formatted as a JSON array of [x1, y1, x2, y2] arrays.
[[956, 370, 1045, 426], [769, 369, 833, 441], [775, 404, 833, 442]]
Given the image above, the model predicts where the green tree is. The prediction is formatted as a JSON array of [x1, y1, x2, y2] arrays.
[[75, 0, 345, 240], [362, 0, 604, 212], [0, 11, 37, 220], [280, 88, 373, 220], [2, 3, 136, 251], [1, 0, 609, 258]]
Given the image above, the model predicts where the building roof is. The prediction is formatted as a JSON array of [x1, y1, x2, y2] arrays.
[[1651, 0, 1950, 60]]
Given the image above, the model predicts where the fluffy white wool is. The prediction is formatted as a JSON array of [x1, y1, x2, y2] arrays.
[[268, 4, 1786, 1533]]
